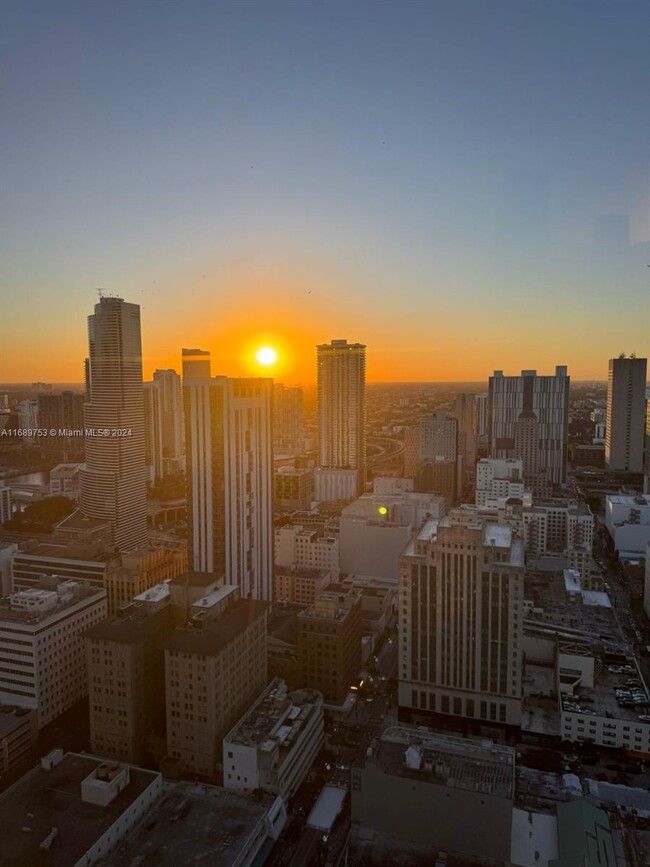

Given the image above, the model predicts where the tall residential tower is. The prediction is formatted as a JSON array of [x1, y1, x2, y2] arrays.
[[316, 339, 366, 501], [183, 350, 273, 601], [488, 366, 570, 488], [605, 355, 647, 473]]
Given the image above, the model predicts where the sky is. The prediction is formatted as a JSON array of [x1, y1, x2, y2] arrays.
[[2, 0, 649, 385]]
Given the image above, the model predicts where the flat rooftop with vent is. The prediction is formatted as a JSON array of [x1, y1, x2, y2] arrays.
[[0, 751, 162, 866]]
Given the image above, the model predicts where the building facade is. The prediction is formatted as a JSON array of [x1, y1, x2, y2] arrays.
[[79, 297, 149, 551], [0, 580, 107, 726], [223, 678, 324, 801], [297, 589, 362, 704], [184, 352, 274, 601], [316, 340, 366, 499], [488, 366, 570, 485], [398, 513, 524, 730], [164, 585, 269, 779], [605, 355, 647, 473], [273, 384, 303, 454]]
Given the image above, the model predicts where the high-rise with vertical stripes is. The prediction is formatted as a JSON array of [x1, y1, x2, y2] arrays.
[[316, 339, 366, 500], [488, 366, 570, 486], [398, 509, 524, 731], [79, 297, 148, 552], [183, 349, 273, 601]]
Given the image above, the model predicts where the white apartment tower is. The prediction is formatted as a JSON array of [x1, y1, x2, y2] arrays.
[[79, 297, 148, 551], [605, 355, 647, 473], [316, 340, 366, 499], [399, 512, 524, 729], [488, 366, 570, 485], [183, 350, 274, 601]]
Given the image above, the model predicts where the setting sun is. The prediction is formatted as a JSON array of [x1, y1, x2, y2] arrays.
[[256, 346, 278, 367]]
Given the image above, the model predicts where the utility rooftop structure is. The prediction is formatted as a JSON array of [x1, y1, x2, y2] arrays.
[[223, 677, 324, 799], [0, 752, 162, 866], [372, 726, 515, 798]]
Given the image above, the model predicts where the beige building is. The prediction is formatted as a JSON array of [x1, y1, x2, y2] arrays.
[[399, 511, 524, 730], [104, 545, 187, 614], [275, 525, 340, 580], [273, 567, 331, 607], [164, 584, 269, 780], [274, 466, 314, 511], [297, 588, 362, 703]]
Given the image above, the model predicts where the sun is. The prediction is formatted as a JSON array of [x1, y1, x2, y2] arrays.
[[256, 346, 278, 367]]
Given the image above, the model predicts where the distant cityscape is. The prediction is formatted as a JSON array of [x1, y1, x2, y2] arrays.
[[0, 293, 648, 867]]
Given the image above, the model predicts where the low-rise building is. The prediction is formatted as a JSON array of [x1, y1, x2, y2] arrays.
[[275, 524, 340, 579], [0, 752, 163, 866], [476, 457, 528, 507], [274, 466, 314, 511], [0, 579, 107, 726], [104, 545, 187, 614], [605, 493, 650, 558], [273, 566, 331, 607], [108, 780, 286, 867], [223, 678, 324, 801], [49, 462, 82, 500], [557, 639, 650, 756], [351, 726, 515, 863]]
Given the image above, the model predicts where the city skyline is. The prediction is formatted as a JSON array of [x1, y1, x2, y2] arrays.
[[2, 1, 649, 384]]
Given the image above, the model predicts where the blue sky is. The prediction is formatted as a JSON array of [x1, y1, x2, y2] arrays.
[[2, 1, 648, 382]]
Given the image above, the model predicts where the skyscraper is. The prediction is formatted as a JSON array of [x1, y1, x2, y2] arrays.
[[316, 339, 366, 500], [183, 350, 273, 601], [398, 510, 524, 731], [605, 355, 647, 473], [488, 366, 570, 486], [143, 370, 185, 482], [79, 297, 148, 551], [273, 383, 303, 454]]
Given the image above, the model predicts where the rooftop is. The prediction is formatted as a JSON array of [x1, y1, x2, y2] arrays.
[[0, 703, 34, 738], [225, 678, 322, 752], [106, 782, 275, 866], [0, 753, 160, 866], [368, 726, 515, 799], [0, 580, 105, 626], [164, 599, 268, 657], [169, 570, 224, 588], [561, 656, 650, 724]]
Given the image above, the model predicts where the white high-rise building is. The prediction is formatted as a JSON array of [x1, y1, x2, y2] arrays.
[[184, 350, 274, 601], [316, 339, 366, 500], [79, 297, 148, 552], [399, 511, 524, 729], [488, 366, 570, 485], [605, 355, 647, 473]]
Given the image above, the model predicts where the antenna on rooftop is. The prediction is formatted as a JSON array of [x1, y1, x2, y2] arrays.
[[96, 288, 105, 299]]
